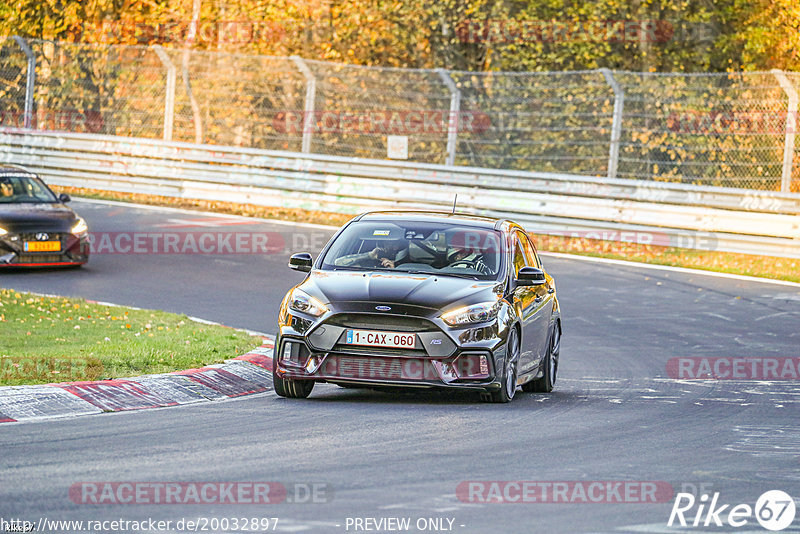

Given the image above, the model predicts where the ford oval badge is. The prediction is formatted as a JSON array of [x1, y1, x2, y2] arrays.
[[375, 306, 392, 311]]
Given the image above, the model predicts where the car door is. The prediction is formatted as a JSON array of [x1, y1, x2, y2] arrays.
[[509, 231, 539, 374], [515, 231, 553, 375]]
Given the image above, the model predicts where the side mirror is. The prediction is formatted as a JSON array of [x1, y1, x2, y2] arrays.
[[516, 266, 546, 286], [58, 193, 71, 202], [289, 252, 313, 272]]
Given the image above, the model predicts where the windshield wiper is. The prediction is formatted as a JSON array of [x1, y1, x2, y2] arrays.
[[396, 269, 480, 280], [330, 266, 481, 281], [330, 266, 375, 272]]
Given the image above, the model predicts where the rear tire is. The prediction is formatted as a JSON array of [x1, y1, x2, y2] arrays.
[[481, 328, 519, 403], [523, 323, 559, 393], [273, 372, 314, 398]]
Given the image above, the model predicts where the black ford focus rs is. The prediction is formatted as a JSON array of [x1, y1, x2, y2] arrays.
[[274, 211, 561, 403], [0, 166, 89, 267]]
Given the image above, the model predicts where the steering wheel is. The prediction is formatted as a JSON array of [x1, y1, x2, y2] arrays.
[[449, 259, 491, 275], [449, 260, 476, 269]]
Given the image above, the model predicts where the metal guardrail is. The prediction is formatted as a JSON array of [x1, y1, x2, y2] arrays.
[[1, 38, 799, 192], [1, 129, 799, 258]]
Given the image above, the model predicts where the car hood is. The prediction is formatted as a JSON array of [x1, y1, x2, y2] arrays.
[[0, 203, 77, 232], [301, 270, 503, 311]]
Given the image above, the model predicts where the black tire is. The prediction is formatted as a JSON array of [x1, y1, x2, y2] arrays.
[[523, 323, 559, 393], [273, 372, 314, 398], [480, 327, 520, 403]]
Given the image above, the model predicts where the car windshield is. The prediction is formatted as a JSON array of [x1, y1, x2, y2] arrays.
[[320, 220, 505, 281], [0, 174, 58, 203]]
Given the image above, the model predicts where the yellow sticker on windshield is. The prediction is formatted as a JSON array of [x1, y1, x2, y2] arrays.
[[373, 230, 391, 236]]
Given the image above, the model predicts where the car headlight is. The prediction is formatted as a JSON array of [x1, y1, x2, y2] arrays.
[[71, 217, 88, 235], [0, 226, 7, 236], [288, 288, 328, 317], [441, 300, 501, 326]]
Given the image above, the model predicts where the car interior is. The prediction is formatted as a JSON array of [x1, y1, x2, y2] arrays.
[[325, 222, 502, 279]]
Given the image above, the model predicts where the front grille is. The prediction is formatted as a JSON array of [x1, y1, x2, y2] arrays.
[[316, 312, 456, 358], [319, 354, 439, 381], [330, 345, 421, 357], [17, 254, 65, 263], [18, 232, 65, 241], [15, 233, 66, 255], [326, 313, 434, 332]]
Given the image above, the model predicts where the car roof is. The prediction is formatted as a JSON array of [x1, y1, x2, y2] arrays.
[[356, 210, 516, 231], [0, 164, 36, 176]]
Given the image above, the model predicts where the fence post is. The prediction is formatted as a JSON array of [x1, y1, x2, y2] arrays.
[[600, 68, 624, 180], [437, 69, 461, 167], [772, 69, 797, 193], [152, 45, 176, 142], [11, 36, 35, 129], [290, 56, 316, 154]]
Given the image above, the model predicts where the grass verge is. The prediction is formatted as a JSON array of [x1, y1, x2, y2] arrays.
[[0, 288, 263, 386], [53, 185, 800, 284]]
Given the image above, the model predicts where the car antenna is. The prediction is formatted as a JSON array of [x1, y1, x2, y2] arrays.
[[451, 194, 457, 214]]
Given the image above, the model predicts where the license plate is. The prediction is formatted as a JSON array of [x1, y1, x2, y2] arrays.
[[345, 329, 416, 349], [24, 241, 61, 252]]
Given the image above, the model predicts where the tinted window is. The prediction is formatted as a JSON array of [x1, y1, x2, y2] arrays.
[[0, 174, 58, 203]]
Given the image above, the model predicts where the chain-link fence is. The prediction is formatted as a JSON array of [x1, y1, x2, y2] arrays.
[[1, 37, 798, 192]]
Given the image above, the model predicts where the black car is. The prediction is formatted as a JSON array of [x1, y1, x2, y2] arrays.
[[274, 211, 561, 403], [0, 165, 89, 267]]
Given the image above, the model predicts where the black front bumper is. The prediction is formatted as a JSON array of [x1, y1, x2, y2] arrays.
[[274, 310, 509, 392], [0, 232, 89, 267]]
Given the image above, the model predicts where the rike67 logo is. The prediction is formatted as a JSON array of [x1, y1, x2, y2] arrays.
[[669, 490, 796, 531]]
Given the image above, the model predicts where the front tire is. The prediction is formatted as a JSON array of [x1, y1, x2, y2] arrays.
[[523, 323, 559, 393], [273, 372, 314, 398], [481, 327, 519, 403]]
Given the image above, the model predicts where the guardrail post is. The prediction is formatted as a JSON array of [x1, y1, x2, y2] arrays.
[[600, 68, 624, 180], [291, 56, 316, 154], [152, 45, 176, 142], [437, 69, 461, 167], [11, 36, 35, 129], [772, 69, 797, 193]]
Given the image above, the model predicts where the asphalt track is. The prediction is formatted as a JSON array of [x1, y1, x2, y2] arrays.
[[1, 200, 799, 533]]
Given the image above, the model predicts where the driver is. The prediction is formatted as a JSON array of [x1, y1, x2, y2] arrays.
[[334, 239, 408, 269], [0, 180, 13, 197], [446, 244, 490, 274]]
